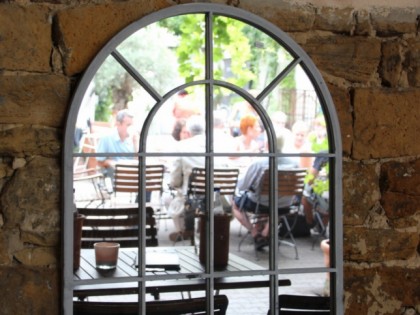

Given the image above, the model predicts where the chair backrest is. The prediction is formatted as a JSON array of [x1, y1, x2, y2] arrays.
[[268, 294, 330, 314], [187, 167, 240, 197], [78, 206, 158, 248], [73, 133, 100, 175], [259, 168, 307, 203], [114, 164, 165, 195], [73, 295, 229, 315]]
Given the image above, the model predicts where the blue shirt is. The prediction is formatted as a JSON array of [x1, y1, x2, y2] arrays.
[[96, 129, 135, 162]]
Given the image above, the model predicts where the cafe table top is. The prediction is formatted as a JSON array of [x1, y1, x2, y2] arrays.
[[73, 246, 291, 299]]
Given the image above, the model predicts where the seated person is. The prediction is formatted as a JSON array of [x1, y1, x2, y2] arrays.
[[283, 120, 313, 168], [301, 152, 329, 232], [232, 134, 299, 250], [168, 116, 206, 242], [232, 114, 262, 153], [96, 109, 137, 180], [168, 115, 230, 242]]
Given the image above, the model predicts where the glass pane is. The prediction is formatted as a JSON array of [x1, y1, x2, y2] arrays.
[[74, 241, 139, 281], [115, 21, 186, 96], [213, 87, 266, 157], [147, 86, 205, 154], [278, 272, 332, 302], [75, 55, 156, 159], [261, 64, 329, 156], [212, 16, 293, 90], [116, 14, 207, 93]]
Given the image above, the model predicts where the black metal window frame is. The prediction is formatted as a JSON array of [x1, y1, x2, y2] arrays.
[[62, 3, 343, 314]]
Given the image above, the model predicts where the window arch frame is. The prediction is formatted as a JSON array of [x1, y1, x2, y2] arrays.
[[63, 3, 343, 314]]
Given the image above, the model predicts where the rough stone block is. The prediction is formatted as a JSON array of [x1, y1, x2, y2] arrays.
[[301, 34, 381, 83], [241, 1, 315, 32], [379, 159, 420, 228], [0, 228, 23, 266], [371, 7, 420, 35], [352, 88, 420, 159], [55, 0, 169, 76], [380, 39, 404, 87], [380, 37, 420, 88], [352, 9, 375, 36], [405, 37, 420, 87], [343, 227, 418, 262], [343, 161, 379, 225], [0, 4, 52, 72], [0, 267, 59, 314], [381, 192, 420, 228], [0, 157, 60, 247], [344, 265, 420, 315], [327, 83, 352, 156], [14, 246, 57, 266], [313, 7, 355, 33], [0, 126, 61, 157], [380, 159, 420, 197], [0, 74, 70, 127]]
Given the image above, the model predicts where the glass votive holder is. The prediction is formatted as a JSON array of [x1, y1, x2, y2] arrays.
[[94, 242, 120, 270]]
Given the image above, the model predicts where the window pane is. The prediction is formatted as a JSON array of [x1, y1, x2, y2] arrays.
[[147, 86, 205, 154], [261, 64, 329, 157], [212, 16, 293, 89], [213, 87, 266, 159], [115, 21, 185, 96]]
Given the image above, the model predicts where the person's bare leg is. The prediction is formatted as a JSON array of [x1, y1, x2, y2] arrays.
[[259, 216, 270, 238], [302, 196, 315, 226], [232, 202, 253, 231]]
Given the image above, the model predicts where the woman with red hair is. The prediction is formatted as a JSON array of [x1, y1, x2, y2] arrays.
[[233, 114, 262, 154]]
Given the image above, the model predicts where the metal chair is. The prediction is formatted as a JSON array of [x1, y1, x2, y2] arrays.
[[74, 295, 229, 315], [268, 294, 330, 314], [78, 206, 158, 248], [237, 168, 307, 259]]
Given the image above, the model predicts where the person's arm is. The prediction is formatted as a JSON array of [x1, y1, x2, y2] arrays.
[[97, 159, 116, 169], [96, 136, 114, 168], [169, 157, 183, 190], [237, 160, 262, 192]]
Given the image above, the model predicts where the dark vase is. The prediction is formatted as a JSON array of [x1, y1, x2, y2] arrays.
[[199, 214, 231, 270]]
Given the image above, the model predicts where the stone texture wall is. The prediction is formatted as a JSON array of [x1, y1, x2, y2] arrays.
[[0, 0, 419, 314]]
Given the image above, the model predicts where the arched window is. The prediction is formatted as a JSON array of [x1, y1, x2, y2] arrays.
[[63, 4, 342, 314]]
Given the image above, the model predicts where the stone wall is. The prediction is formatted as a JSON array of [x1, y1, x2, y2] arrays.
[[0, 0, 419, 314]]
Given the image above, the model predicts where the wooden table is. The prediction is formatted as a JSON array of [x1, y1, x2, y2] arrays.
[[73, 247, 291, 299]]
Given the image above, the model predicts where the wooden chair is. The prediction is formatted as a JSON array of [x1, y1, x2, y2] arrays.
[[73, 295, 229, 315], [178, 167, 239, 245], [73, 134, 111, 207], [187, 167, 240, 198], [267, 294, 330, 314], [238, 168, 307, 259], [78, 206, 158, 248], [114, 164, 165, 204], [73, 133, 100, 175]]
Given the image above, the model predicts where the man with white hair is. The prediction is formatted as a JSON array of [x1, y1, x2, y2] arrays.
[[97, 109, 136, 179], [168, 115, 229, 242]]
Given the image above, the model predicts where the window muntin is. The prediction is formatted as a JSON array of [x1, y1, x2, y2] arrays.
[[65, 4, 342, 314]]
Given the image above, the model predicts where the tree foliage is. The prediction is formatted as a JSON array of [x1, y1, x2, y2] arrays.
[[92, 14, 298, 121], [92, 25, 179, 121]]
